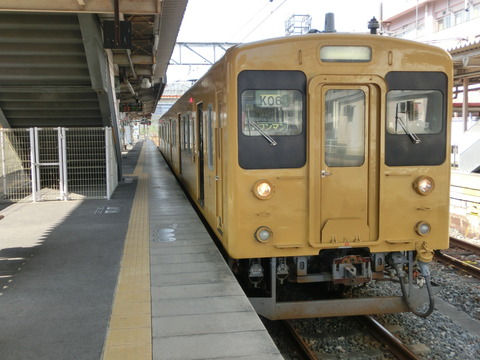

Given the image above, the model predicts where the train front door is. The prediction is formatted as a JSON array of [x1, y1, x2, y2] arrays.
[[309, 76, 380, 246]]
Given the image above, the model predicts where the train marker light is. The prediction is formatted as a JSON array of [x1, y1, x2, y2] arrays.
[[415, 222, 431, 236], [253, 179, 273, 200], [413, 176, 434, 195], [255, 226, 273, 243]]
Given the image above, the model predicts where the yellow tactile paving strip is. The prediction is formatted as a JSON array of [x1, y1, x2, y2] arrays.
[[102, 143, 152, 360]]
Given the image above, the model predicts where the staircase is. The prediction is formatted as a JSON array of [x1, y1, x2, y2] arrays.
[[458, 120, 480, 173]]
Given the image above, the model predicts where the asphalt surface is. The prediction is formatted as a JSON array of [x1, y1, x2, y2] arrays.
[[0, 142, 142, 359]]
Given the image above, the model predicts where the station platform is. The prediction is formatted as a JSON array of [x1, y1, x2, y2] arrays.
[[0, 140, 282, 360]]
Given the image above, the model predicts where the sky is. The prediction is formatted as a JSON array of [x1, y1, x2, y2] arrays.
[[167, 0, 416, 81]]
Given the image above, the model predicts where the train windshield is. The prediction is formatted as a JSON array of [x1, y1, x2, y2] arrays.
[[237, 70, 307, 169], [386, 90, 443, 140], [241, 90, 303, 140], [385, 71, 447, 166]]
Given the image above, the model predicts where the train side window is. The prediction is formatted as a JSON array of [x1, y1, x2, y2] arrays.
[[172, 118, 177, 147], [324, 89, 365, 167], [166, 121, 170, 144]]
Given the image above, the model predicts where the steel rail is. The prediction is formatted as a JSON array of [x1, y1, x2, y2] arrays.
[[283, 320, 318, 360], [356, 315, 421, 360], [449, 236, 480, 256], [434, 251, 480, 278]]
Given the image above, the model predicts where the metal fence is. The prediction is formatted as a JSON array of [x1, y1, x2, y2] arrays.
[[0, 129, 32, 202], [0, 127, 118, 203]]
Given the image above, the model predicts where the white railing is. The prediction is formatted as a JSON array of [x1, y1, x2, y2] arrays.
[[0, 128, 32, 202], [458, 120, 480, 172], [105, 127, 118, 199]]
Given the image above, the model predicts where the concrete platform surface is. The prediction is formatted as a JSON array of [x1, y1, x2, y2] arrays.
[[0, 140, 283, 360]]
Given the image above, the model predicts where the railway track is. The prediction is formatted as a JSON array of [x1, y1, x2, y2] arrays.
[[449, 237, 480, 255], [434, 237, 480, 278], [266, 237, 480, 359], [283, 316, 422, 360], [356, 316, 420, 360], [283, 320, 318, 360]]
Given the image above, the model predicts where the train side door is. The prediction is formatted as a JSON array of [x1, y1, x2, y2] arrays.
[[309, 77, 380, 246], [197, 102, 205, 207], [168, 119, 173, 162], [215, 93, 224, 232], [177, 114, 182, 175]]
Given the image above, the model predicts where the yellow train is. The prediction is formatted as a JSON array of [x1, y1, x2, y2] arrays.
[[159, 32, 452, 320]]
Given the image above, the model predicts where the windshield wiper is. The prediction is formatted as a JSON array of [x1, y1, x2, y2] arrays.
[[250, 121, 277, 146], [395, 116, 421, 144]]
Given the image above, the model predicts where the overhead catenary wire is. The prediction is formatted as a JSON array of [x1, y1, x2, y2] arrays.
[[240, 0, 290, 42], [229, 1, 272, 42]]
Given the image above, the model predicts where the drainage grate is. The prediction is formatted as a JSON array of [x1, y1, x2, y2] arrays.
[[94, 206, 121, 214], [152, 228, 176, 242]]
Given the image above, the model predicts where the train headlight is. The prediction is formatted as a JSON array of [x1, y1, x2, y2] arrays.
[[255, 226, 273, 243], [253, 179, 274, 200], [415, 221, 431, 236], [413, 176, 434, 195]]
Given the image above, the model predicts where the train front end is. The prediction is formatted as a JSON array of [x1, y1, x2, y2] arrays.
[[224, 34, 452, 319]]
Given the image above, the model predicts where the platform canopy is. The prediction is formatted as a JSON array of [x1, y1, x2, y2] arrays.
[[450, 40, 480, 87]]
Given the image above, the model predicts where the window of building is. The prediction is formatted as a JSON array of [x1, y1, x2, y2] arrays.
[[438, 15, 451, 31], [474, 3, 480, 18], [454, 10, 465, 25]]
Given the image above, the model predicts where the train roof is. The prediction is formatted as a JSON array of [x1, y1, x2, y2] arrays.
[[227, 32, 451, 58], [209, 32, 452, 76], [161, 33, 452, 116]]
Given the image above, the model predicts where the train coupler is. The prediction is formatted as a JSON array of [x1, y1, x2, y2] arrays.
[[332, 255, 372, 286]]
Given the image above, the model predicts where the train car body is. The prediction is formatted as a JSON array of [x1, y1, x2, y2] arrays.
[[159, 33, 452, 320]]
